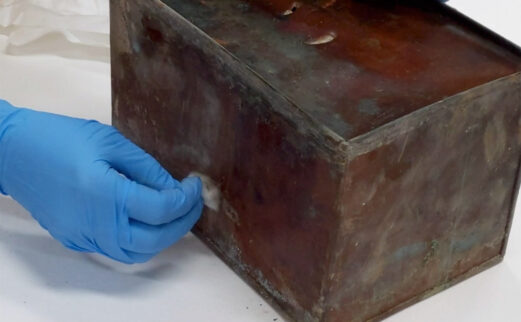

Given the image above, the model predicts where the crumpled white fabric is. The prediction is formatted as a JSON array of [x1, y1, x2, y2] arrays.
[[0, 0, 109, 61]]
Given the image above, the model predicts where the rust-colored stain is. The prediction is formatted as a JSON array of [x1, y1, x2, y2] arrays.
[[110, 0, 521, 321]]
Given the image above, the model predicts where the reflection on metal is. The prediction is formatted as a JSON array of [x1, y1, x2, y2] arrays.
[[305, 32, 336, 45], [282, 1, 301, 16]]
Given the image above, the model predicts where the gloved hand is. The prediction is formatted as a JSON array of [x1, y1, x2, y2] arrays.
[[0, 99, 203, 264]]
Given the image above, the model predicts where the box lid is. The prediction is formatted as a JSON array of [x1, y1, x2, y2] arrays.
[[161, 0, 521, 140]]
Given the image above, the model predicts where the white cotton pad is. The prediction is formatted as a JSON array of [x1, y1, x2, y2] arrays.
[[188, 172, 221, 211]]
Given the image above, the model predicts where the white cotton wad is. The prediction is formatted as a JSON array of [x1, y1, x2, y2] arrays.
[[188, 172, 221, 211]]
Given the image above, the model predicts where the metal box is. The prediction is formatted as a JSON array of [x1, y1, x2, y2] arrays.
[[110, 0, 521, 321]]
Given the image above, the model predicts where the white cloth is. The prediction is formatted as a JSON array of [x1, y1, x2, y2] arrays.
[[0, 0, 109, 61]]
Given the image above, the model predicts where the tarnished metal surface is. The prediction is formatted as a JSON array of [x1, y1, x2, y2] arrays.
[[110, 0, 521, 321], [162, 0, 520, 139]]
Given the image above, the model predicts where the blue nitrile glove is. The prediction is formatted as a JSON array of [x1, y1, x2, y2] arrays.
[[0, 99, 203, 263]]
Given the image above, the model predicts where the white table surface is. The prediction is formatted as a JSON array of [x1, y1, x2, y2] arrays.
[[0, 1, 520, 321]]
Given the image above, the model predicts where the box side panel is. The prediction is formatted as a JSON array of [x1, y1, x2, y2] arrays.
[[323, 74, 521, 321], [111, 1, 343, 320]]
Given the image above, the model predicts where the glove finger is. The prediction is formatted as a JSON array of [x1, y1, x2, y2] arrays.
[[120, 200, 203, 254], [104, 131, 178, 190], [125, 176, 202, 226]]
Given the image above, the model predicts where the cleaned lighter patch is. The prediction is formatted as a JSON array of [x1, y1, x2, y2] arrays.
[[483, 114, 507, 167]]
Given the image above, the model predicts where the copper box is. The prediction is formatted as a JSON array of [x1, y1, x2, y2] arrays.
[[110, 0, 521, 321]]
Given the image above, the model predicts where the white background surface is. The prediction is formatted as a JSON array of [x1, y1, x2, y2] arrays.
[[0, 1, 520, 321]]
